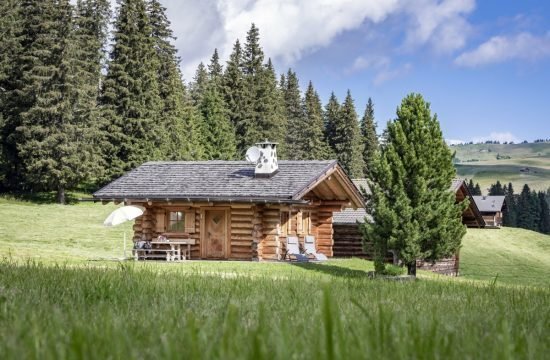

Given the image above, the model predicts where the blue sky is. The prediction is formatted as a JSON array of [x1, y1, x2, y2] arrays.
[[152, 0, 550, 143]]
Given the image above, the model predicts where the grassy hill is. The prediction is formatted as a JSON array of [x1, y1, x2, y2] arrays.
[[460, 227, 550, 286], [451, 142, 550, 192]]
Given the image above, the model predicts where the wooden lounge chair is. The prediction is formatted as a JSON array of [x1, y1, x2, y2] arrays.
[[285, 236, 309, 261], [304, 236, 328, 261]]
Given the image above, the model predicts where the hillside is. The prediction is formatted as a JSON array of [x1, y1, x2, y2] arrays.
[[460, 227, 550, 286], [451, 142, 550, 192]]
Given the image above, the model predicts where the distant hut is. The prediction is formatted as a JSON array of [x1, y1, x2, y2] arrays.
[[472, 196, 506, 228]]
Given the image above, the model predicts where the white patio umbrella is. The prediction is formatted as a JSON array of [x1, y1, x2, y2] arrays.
[[103, 205, 145, 259]]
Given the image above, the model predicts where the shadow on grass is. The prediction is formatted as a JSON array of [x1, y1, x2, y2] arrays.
[[290, 261, 371, 278]]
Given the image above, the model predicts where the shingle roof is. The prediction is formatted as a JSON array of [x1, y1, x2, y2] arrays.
[[333, 208, 372, 224], [473, 196, 506, 212], [94, 160, 339, 202], [450, 179, 464, 193]]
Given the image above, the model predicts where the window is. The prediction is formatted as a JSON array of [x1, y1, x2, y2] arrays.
[[302, 211, 311, 235], [281, 212, 289, 236], [168, 211, 185, 232]]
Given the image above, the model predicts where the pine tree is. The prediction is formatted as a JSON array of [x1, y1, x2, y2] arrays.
[[473, 183, 482, 196], [467, 179, 475, 194], [198, 85, 237, 160], [238, 25, 286, 153], [362, 93, 466, 275], [223, 39, 247, 151], [301, 81, 332, 159], [14, 0, 104, 203], [489, 180, 504, 195], [517, 184, 534, 230], [100, 0, 163, 180], [208, 49, 223, 87], [147, 0, 203, 160], [283, 69, 305, 159], [70, 0, 112, 183], [324, 92, 340, 152], [189, 62, 208, 106], [503, 182, 517, 227], [332, 91, 364, 177], [537, 191, 550, 234], [360, 97, 378, 177], [0, 0, 24, 191]]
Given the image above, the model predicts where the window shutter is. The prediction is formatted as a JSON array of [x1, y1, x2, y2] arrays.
[[155, 210, 166, 233], [185, 211, 196, 233], [296, 211, 303, 234]]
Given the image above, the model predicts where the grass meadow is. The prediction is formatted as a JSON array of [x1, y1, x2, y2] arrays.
[[1, 196, 549, 359], [452, 142, 550, 191]]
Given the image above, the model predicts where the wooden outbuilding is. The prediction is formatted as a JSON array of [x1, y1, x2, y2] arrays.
[[94, 144, 364, 261], [472, 196, 506, 228], [332, 179, 485, 275]]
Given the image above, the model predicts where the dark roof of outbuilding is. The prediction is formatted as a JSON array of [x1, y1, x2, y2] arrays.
[[94, 160, 348, 203], [473, 196, 506, 213]]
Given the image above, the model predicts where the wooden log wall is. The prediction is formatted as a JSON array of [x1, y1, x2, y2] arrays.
[[230, 205, 255, 260], [261, 207, 281, 260], [333, 223, 459, 276], [316, 206, 335, 257]]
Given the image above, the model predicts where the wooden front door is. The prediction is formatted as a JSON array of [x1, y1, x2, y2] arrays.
[[204, 210, 227, 258]]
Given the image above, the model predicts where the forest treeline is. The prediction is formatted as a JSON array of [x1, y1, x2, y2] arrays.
[[467, 180, 550, 235], [0, 0, 377, 203]]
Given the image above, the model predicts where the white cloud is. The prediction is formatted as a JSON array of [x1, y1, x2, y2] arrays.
[[455, 32, 550, 67], [153, 0, 477, 79], [346, 55, 411, 85], [402, 0, 475, 53], [471, 132, 520, 144]]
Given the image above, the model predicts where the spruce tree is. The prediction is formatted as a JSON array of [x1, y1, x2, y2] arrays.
[[283, 69, 305, 159], [503, 182, 517, 227], [467, 179, 475, 194], [100, 0, 163, 180], [208, 49, 223, 88], [360, 97, 378, 177], [333, 91, 364, 177], [489, 180, 504, 195], [0, 0, 24, 191], [517, 184, 534, 230], [324, 92, 340, 152], [301, 81, 332, 160], [189, 62, 208, 106], [15, 0, 104, 203], [473, 183, 482, 196], [538, 191, 550, 234], [198, 85, 237, 160], [147, 0, 203, 160], [223, 40, 247, 149], [238, 25, 286, 153], [362, 93, 466, 275]]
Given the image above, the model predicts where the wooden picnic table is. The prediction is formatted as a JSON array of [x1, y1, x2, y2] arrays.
[[150, 239, 196, 261]]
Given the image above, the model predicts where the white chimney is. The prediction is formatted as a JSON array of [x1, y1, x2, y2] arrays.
[[254, 140, 278, 178]]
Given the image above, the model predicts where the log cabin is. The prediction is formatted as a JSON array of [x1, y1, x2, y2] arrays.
[[332, 178, 485, 275], [472, 196, 506, 228], [93, 142, 364, 261]]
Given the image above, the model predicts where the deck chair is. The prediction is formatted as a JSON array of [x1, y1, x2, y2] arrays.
[[304, 236, 328, 261], [285, 236, 309, 262]]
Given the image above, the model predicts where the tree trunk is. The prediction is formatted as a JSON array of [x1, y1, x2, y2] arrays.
[[57, 186, 66, 205], [407, 261, 417, 276]]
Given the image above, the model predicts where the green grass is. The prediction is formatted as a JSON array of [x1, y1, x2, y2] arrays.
[[1, 197, 549, 358], [1, 260, 549, 359], [451, 143, 550, 191], [460, 227, 550, 287]]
